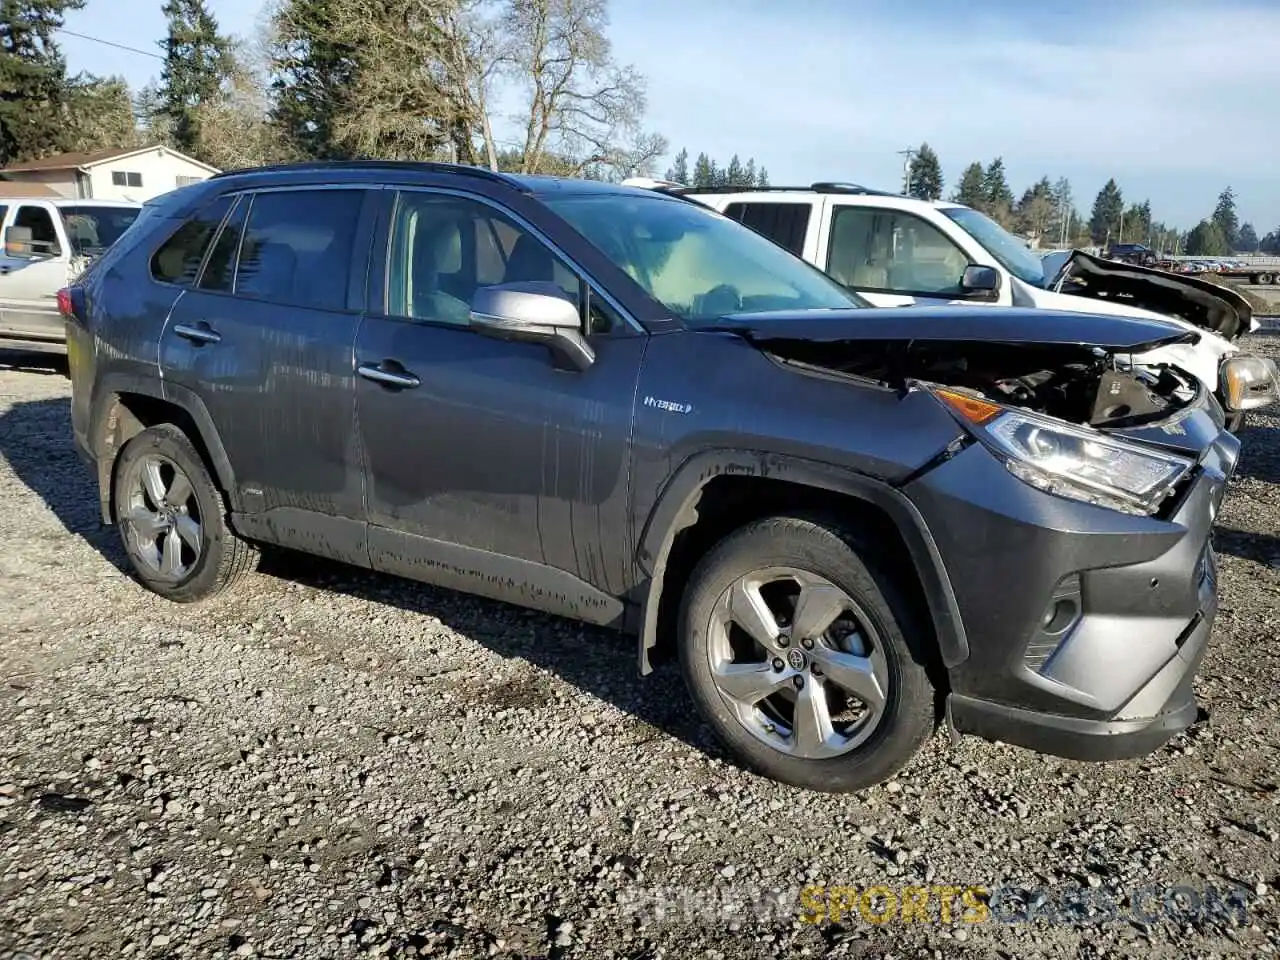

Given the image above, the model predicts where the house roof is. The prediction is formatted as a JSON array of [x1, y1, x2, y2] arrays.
[[0, 145, 220, 176], [0, 181, 60, 197]]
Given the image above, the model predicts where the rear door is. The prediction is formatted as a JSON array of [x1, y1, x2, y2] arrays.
[[159, 185, 377, 565], [0, 203, 71, 341]]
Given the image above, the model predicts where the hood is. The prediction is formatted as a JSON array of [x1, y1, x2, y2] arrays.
[[1050, 250, 1253, 340], [707, 306, 1197, 354]]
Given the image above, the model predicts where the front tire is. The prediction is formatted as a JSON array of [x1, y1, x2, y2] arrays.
[[112, 423, 259, 602], [678, 515, 936, 792]]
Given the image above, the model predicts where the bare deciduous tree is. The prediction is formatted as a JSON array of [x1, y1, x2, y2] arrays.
[[502, 0, 658, 177]]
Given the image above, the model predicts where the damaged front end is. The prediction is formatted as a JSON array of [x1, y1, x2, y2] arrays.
[[714, 306, 1237, 517], [709, 305, 1240, 762]]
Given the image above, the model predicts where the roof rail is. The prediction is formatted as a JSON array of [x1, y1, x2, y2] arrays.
[[210, 159, 523, 187], [647, 181, 904, 198]]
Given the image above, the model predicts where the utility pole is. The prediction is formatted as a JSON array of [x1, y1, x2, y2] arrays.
[[897, 148, 916, 195]]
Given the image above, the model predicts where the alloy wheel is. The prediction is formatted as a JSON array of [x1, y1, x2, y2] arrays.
[[124, 454, 203, 582], [705, 566, 890, 759]]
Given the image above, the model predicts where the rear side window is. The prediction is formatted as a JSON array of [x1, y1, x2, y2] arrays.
[[722, 202, 811, 256], [233, 189, 364, 311], [150, 195, 233, 285], [198, 197, 248, 293]]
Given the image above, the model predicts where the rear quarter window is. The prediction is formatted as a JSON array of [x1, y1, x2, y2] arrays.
[[150, 195, 233, 286], [722, 202, 812, 256]]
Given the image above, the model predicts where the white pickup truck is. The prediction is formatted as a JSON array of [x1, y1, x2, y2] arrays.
[[627, 180, 1278, 429], [0, 197, 141, 350]]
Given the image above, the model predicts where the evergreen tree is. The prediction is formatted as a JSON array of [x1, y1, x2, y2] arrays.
[[66, 75, 140, 153], [269, 0, 361, 159], [1261, 227, 1280, 255], [905, 142, 942, 200], [158, 0, 233, 160], [725, 153, 745, 186], [1089, 178, 1124, 244], [1014, 176, 1054, 241], [664, 146, 688, 184], [0, 0, 84, 165], [1185, 219, 1229, 257], [1237, 222, 1259, 253], [743, 157, 756, 187], [1211, 187, 1239, 249], [982, 157, 1014, 223], [691, 151, 713, 187], [756, 165, 769, 187], [952, 162, 986, 209]]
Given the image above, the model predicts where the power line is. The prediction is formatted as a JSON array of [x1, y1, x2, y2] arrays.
[[59, 28, 164, 62]]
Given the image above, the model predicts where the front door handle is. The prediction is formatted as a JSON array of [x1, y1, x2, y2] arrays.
[[358, 362, 421, 389], [173, 322, 221, 345]]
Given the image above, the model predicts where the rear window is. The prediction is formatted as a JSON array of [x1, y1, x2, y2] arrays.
[[150, 195, 233, 286], [722, 202, 812, 256], [59, 205, 141, 256]]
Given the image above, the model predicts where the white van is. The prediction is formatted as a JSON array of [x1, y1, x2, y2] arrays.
[[0, 197, 141, 350], [627, 180, 1277, 428]]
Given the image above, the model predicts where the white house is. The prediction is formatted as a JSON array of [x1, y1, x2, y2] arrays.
[[0, 145, 220, 203]]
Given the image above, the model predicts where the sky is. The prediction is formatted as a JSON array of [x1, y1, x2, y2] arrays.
[[59, 0, 1280, 232]]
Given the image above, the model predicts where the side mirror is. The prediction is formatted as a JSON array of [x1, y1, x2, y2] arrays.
[[470, 282, 595, 371], [960, 264, 1001, 302], [4, 225, 55, 260]]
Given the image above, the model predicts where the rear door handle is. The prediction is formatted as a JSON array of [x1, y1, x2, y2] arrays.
[[173, 322, 221, 345], [358, 362, 421, 389]]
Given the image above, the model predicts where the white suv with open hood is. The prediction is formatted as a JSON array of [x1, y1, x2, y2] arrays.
[[626, 180, 1278, 429]]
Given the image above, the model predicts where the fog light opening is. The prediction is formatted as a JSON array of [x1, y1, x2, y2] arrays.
[[1040, 598, 1078, 635]]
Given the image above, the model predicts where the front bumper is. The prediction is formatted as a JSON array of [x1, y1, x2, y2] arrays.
[[906, 414, 1235, 763]]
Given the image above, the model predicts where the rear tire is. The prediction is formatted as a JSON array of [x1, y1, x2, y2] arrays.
[[113, 424, 259, 602], [678, 515, 936, 792]]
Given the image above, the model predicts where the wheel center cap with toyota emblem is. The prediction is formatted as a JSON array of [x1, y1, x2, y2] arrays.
[[787, 648, 807, 671]]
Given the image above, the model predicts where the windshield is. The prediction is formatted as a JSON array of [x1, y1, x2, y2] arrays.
[[59, 205, 141, 256], [943, 206, 1048, 288], [543, 193, 864, 324]]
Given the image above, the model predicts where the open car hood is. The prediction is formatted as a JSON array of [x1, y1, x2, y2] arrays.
[[708, 306, 1197, 354], [1050, 250, 1253, 340]]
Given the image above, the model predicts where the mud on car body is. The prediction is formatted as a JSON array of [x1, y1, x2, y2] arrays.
[[64, 163, 1237, 792]]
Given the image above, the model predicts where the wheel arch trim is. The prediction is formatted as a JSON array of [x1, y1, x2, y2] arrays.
[[634, 449, 969, 675], [88, 373, 239, 523]]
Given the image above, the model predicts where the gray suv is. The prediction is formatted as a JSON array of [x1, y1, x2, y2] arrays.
[[65, 162, 1238, 792]]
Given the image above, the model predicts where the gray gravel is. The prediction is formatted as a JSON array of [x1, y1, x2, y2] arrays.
[[2, 341, 1279, 959]]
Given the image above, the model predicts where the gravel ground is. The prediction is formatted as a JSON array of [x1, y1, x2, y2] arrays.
[[2, 340, 1280, 960]]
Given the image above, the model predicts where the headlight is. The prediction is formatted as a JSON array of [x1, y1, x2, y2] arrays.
[[1220, 354, 1279, 411], [933, 389, 1194, 516]]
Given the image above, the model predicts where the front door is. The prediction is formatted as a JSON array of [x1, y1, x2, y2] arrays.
[[820, 202, 984, 308], [159, 186, 376, 565], [0, 203, 69, 341], [354, 189, 642, 624]]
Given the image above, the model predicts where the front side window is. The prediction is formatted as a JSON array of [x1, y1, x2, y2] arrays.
[[58, 205, 141, 256], [387, 192, 582, 327], [14, 205, 61, 257], [150, 195, 233, 285], [827, 206, 970, 295], [233, 189, 364, 311], [544, 193, 859, 326]]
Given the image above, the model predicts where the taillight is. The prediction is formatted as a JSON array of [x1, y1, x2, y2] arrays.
[[57, 287, 73, 317]]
